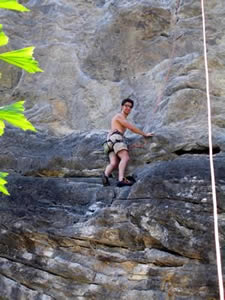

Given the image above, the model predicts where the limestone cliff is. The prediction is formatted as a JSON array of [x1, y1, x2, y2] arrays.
[[0, 0, 225, 299]]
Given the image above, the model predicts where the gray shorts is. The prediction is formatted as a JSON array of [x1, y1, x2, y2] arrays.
[[108, 132, 128, 155]]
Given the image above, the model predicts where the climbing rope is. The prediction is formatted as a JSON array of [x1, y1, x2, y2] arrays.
[[128, 2, 224, 296], [201, 0, 224, 299], [152, 1, 224, 296]]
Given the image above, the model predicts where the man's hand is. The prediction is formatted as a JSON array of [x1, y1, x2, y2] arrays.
[[143, 132, 154, 137]]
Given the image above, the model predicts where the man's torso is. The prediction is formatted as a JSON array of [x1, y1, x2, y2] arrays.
[[111, 113, 127, 135]]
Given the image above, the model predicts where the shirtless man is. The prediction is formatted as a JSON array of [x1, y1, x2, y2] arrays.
[[102, 98, 154, 187]]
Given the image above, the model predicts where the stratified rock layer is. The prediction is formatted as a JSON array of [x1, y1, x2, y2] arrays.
[[0, 0, 225, 299], [0, 130, 225, 299]]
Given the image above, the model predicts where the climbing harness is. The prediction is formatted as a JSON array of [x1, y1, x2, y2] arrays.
[[102, 139, 113, 154], [102, 130, 125, 154], [201, 0, 224, 299]]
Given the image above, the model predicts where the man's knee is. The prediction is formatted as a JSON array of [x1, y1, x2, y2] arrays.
[[125, 153, 130, 161], [111, 161, 118, 169]]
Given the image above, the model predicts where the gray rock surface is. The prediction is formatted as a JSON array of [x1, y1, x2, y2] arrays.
[[1, 152, 225, 299], [0, 0, 225, 299]]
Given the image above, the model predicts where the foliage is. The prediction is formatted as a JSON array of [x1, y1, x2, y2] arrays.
[[0, 47, 43, 73], [0, 101, 36, 135], [0, 172, 9, 195], [0, 0, 29, 12], [0, 0, 43, 195], [0, 24, 8, 47]]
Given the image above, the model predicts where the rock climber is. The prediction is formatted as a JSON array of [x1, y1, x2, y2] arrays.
[[102, 98, 154, 187]]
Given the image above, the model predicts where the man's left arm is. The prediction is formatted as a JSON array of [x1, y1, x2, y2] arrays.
[[118, 115, 154, 137]]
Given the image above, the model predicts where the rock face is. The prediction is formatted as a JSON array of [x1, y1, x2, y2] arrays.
[[0, 0, 225, 299], [1, 147, 225, 300]]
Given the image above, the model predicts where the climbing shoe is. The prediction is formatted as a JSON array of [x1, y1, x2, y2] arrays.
[[102, 172, 110, 186], [125, 175, 136, 184], [117, 178, 133, 187]]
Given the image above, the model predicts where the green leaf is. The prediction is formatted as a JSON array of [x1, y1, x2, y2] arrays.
[[0, 101, 36, 134], [0, 47, 43, 73], [0, 120, 5, 136], [0, 24, 8, 47], [0, 172, 9, 195], [0, 0, 30, 12]]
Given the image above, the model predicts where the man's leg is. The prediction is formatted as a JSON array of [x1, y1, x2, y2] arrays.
[[117, 149, 130, 182], [104, 152, 119, 177]]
